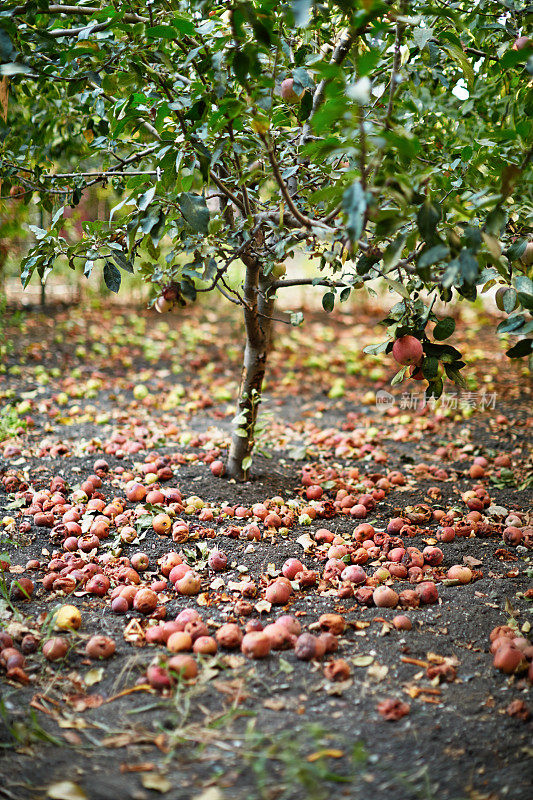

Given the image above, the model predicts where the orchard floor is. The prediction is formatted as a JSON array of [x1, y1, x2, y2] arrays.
[[0, 300, 531, 800]]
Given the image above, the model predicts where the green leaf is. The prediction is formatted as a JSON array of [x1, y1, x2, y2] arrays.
[[103, 261, 121, 293], [426, 377, 443, 399], [506, 239, 527, 262], [292, 0, 313, 27], [138, 186, 156, 211], [444, 363, 468, 389], [422, 356, 439, 380], [497, 314, 525, 334], [441, 43, 474, 85], [178, 193, 210, 234], [172, 16, 196, 36], [322, 292, 335, 312], [342, 182, 368, 242], [383, 235, 405, 270], [363, 341, 390, 355], [417, 201, 441, 243], [459, 248, 478, 284], [515, 276, 533, 311], [484, 207, 507, 236], [506, 339, 533, 358], [383, 277, 410, 299], [112, 252, 134, 274], [433, 317, 455, 340], [146, 25, 178, 40], [233, 49, 251, 83], [413, 26, 433, 51], [391, 366, 409, 386], [417, 244, 449, 269], [241, 456, 252, 472]]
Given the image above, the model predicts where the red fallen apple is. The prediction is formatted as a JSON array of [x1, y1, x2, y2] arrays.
[[42, 637, 69, 661], [216, 623, 243, 649], [295, 633, 320, 661], [131, 552, 149, 571], [193, 636, 217, 655], [152, 513, 172, 535], [341, 565, 367, 584], [493, 645, 523, 674], [392, 335, 423, 366], [169, 563, 189, 584], [175, 571, 201, 595], [446, 565, 472, 584], [422, 546, 443, 566], [318, 613, 346, 635], [241, 631, 271, 658], [126, 482, 147, 502], [167, 654, 198, 679], [10, 577, 34, 600], [86, 635, 115, 659], [415, 581, 439, 604], [167, 631, 193, 652], [276, 615, 301, 636], [323, 659, 351, 682], [210, 460, 225, 477], [265, 579, 292, 605], [147, 664, 173, 690], [159, 551, 183, 576], [145, 625, 167, 645], [282, 558, 304, 580], [208, 549, 228, 571], [133, 588, 158, 614], [392, 615, 412, 631], [111, 596, 128, 614], [373, 586, 399, 608], [175, 608, 202, 627]]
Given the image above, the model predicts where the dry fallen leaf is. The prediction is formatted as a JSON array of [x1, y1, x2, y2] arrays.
[[83, 667, 104, 687], [141, 773, 172, 793], [263, 698, 285, 711], [352, 655, 374, 667], [367, 663, 388, 682], [307, 749, 344, 762], [296, 532, 315, 552], [192, 789, 223, 800], [46, 781, 88, 800]]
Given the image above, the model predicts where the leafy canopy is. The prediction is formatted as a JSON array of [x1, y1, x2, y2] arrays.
[[1, 0, 532, 391]]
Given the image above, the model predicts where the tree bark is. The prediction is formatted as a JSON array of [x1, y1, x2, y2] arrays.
[[226, 261, 275, 481]]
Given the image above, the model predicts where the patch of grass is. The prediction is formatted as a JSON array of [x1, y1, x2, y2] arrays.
[[0, 404, 26, 440], [0, 697, 64, 748], [239, 721, 367, 800]]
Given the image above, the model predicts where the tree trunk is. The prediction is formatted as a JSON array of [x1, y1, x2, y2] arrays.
[[227, 263, 275, 481]]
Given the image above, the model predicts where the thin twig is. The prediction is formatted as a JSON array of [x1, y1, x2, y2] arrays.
[[385, 17, 406, 129]]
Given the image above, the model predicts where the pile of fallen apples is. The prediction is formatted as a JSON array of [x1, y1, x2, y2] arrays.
[[1, 449, 532, 690], [490, 625, 533, 681]]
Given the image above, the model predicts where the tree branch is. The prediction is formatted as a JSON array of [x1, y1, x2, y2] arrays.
[[385, 16, 406, 128], [13, 4, 148, 23], [300, 30, 355, 147], [270, 278, 351, 290], [259, 134, 324, 229]]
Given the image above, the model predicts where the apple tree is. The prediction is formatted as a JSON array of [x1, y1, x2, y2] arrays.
[[1, 0, 532, 479]]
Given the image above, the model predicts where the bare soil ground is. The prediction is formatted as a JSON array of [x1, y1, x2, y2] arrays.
[[0, 301, 531, 800]]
